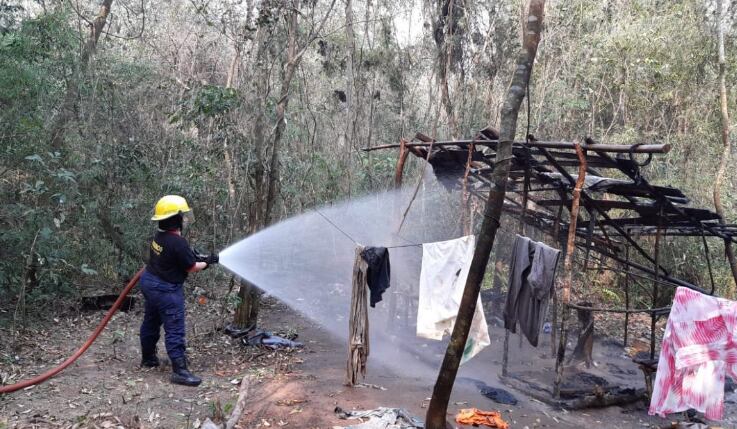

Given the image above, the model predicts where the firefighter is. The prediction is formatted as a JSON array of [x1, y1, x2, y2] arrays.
[[139, 195, 218, 386]]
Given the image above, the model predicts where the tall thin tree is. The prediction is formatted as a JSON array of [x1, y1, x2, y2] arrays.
[[424, 1, 546, 427], [713, 0, 737, 297]]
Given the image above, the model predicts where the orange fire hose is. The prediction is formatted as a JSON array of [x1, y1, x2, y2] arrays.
[[0, 268, 144, 394]]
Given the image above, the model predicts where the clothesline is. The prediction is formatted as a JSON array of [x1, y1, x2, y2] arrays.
[[315, 209, 359, 245], [312, 207, 532, 250], [566, 302, 671, 315], [313, 208, 423, 249]]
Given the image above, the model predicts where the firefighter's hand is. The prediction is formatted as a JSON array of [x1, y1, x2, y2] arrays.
[[206, 253, 219, 265]]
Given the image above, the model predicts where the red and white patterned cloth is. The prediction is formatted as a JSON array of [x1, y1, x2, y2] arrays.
[[649, 287, 737, 421]]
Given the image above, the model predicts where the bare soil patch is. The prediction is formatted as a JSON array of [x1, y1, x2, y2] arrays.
[[1, 292, 734, 428]]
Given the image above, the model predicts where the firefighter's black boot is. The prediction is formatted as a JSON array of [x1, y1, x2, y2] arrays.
[[170, 357, 202, 386], [140, 346, 160, 368]]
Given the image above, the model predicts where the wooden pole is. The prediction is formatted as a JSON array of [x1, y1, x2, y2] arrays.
[[624, 245, 630, 347], [363, 141, 671, 154], [461, 138, 477, 235], [394, 138, 410, 187], [550, 204, 563, 358], [387, 138, 410, 328], [650, 208, 664, 359], [702, 232, 716, 295], [553, 143, 587, 398], [518, 171, 531, 351], [424, 2, 546, 427], [503, 169, 531, 374], [583, 214, 596, 271]]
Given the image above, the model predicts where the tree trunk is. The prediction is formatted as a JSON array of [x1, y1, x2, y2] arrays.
[[344, 0, 356, 195], [226, 45, 241, 89], [50, 0, 114, 152], [263, 0, 336, 223], [553, 144, 587, 397], [233, 279, 261, 330], [570, 302, 594, 367], [238, 0, 336, 327], [239, 10, 271, 328], [264, 3, 300, 226], [236, 8, 270, 330], [224, 42, 241, 219], [386, 139, 410, 328], [247, 21, 271, 234], [435, 0, 460, 138], [713, 0, 737, 297], [424, 2, 546, 428]]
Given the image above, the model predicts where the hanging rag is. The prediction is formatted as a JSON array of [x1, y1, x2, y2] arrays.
[[416, 235, 490, 364], [346, 246, 370, 386], [455, 408, 509, 429], [361, 247, 391, 307], [649, 287, 737, 421], [334, 406, 424, 429], [503, 235, 561, 347]]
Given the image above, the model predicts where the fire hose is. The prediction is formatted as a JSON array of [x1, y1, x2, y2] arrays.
[[0, 268, 144, 394]]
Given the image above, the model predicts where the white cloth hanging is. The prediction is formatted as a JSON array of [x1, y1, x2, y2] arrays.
[[416, 235, 490, 364]]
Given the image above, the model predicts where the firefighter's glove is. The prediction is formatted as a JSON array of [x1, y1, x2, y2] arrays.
[[193, 249, 208, 263], [206, 253, 219, 265]]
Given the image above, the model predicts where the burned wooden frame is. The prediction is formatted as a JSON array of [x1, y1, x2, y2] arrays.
[[364, 127, 737, 403]]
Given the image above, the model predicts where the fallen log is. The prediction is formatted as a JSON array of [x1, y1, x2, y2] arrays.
[[500, 374, 646, 410]]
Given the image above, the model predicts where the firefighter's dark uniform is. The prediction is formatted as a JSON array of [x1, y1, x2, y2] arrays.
[[140, 230, 197, 362], [140, 195, 217, 387]]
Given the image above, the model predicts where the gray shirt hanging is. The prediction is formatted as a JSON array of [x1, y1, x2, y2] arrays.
[[503, 235, 561, 347]]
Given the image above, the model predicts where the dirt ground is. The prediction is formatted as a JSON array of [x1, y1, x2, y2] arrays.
[[1, 292, 736, 429]]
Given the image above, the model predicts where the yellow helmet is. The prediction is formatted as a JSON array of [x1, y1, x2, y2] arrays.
[[151, 195, 191, 221]]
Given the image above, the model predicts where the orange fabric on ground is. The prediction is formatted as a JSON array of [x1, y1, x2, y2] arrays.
[[455, 408, 509, 429]]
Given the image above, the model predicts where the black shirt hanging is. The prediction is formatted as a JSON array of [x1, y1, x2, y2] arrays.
[[361, 247, 391, 307]]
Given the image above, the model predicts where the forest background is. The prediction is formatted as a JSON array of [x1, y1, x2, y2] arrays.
[[2, 0, 737, 327]]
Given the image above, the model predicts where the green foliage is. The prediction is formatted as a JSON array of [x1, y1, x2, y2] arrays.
[[0, 9, 84, 307], [183, 85, 241, 120], [2, 0, 736, 322]]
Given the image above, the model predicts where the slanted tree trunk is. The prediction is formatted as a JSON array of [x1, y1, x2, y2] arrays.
[[50, 0, 114, 152], [713, 0, 737, 297], [424, 2, 546, 427]]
